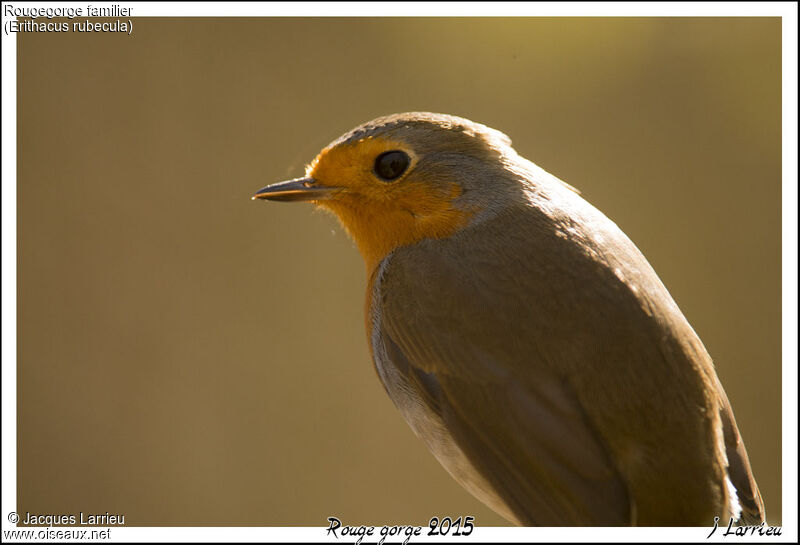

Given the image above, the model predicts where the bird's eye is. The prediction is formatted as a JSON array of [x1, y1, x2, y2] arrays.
[[373, 150, 410, 182]]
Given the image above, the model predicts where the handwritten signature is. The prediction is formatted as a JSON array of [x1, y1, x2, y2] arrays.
[[707, 517, 782, 538]]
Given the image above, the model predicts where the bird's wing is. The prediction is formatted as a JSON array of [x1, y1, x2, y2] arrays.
[[716, 381, 765, 524], [375, 247, 632, 526], [370, 178, 763, 525]]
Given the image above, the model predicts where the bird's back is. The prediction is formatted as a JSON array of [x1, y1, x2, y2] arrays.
[[368, 171, 764, 525]]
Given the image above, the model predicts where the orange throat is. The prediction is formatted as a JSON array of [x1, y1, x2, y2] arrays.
[[318, 184, 473, 273]]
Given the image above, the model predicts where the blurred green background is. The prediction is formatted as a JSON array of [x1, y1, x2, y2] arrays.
[[17, 18, 781, 526]]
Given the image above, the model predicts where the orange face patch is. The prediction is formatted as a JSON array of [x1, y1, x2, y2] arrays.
[[308, 137, 474, 272]]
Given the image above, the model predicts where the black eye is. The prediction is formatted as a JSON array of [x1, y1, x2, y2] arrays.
[[374, 150, 410, 181]]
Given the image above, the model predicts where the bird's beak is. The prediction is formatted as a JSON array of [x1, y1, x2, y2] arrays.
[[251, 177, 339, 203]]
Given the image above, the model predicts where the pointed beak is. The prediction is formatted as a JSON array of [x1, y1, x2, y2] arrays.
[[251, 177, 339, 203]]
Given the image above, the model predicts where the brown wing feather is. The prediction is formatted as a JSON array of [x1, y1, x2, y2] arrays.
[[380, 323, 631, 525], [376, 233, 636, 524], [716, 381, 765, 524]]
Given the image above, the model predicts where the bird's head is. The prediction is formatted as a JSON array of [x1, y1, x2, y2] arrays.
[[254, 112, 519, 271]]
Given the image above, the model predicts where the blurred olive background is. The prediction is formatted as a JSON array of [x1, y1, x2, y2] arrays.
[[17, 18, 781, 526]]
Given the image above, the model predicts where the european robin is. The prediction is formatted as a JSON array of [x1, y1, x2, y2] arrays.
[[253, 112, 764, 526]]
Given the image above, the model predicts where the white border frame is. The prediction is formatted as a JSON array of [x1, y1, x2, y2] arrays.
[[2, 2, 796, 543]]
